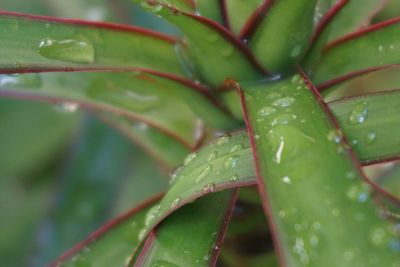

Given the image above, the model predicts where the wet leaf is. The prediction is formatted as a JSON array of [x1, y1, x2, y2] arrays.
[[240, 73, 399, 266]]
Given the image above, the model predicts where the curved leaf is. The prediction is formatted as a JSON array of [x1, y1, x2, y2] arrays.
[[146, 3, 265, 86], [240, 73, 399, 266], [311, 18, 400, 87], [245, 0, 318, 74], [0, 71, 214, 148], [0, 11, 184, 76], [134, 191, 237, 267], [50, 194, 163, 267]]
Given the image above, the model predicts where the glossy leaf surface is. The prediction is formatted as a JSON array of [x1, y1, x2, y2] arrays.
[[311, 19, 400, 86], [241, 74, 399, 266], [153, 4, 265, 86], [0, 11, 184, 75], [53, 195, 162, 267], [247, 0, 318, 74], [135, 191, 236, 267]]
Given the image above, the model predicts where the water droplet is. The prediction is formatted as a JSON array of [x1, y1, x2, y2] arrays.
[[292, 238, 309, 264], [38, 35, 95, 64], [144, 205, 160, 226], [343, 249, 356, 261], [183, 153, 197, 166], [272, 97, 295, 108], [170, 166, 183, 185], [151, 260, 179, 267], [291, 75, 301, 84], [257, 106, 276, 117], [365, 131, 377, 144], [203, 183, 216, 193], [229, 174, 238, 182], [72, 255, 91, 267], [282, 176, 291, 184], [370, 227, 388, 246], [326, 129, 343, 144], [196, 164, 212, 183], [54, 102, 79, 113], [254, 134, 260, 140], [266, 92, 281, 100], [348, 102, 368, 125], [207, 151, 218, 162], [224, 155, 240, 169], [170, 197, 181, 209], [217, 134, 230, 146], [271, 113, 297, 126], [141, 0, 163, 12], [0, 73, 42, 89], [219, 45, 234, 57], [229, 144, 243, 153], [290, 45, 302, 58]]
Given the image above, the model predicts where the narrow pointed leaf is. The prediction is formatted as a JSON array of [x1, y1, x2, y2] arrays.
[[245, 0, 318, 74], [224, 0, 263, 35], [149, 3, 265, 86], [0, 11, 184, 76], [134, 191, 237, 266], [311, 18, 400, 87], [51, 194, 163, 267], [240, 74, 399, 266], [0, 71, 209, 148], [326, 0, 386, 41]]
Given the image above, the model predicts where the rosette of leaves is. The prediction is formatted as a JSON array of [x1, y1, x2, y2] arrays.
[[1, 0, 400, 266]]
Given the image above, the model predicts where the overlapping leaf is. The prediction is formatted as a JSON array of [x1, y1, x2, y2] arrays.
[[240, 73, 399, 266]]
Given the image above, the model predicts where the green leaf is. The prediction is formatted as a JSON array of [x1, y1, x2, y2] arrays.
[[149, 3, 265, 86], [240, 74, 399, 266], [196, 0, 224, 24], [52, 194, 163, 267], [34, 118, 144, 265], [134, 191, 237, 266], [224, 0, 263, 35], [329, 90, 400, 164], [311, 19, 400, 86], [0, 11, 184, 76], [327, 0, 385, 41], [0, 71, 206, 148], [246, 0, 318, 74]]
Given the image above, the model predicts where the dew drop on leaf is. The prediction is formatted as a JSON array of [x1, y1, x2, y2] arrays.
[[54, 102, 79, 113], [170, 197, 181, 209], [272, 97, 295, 108], [38, 36, 95, 64], [203, 183, 216, 193], [224, 155, 240, 169], [196, 164, 212, 184], [229, 144, 243, 153], [348, 102, 368, 125], [183, 152, 197, 166]]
